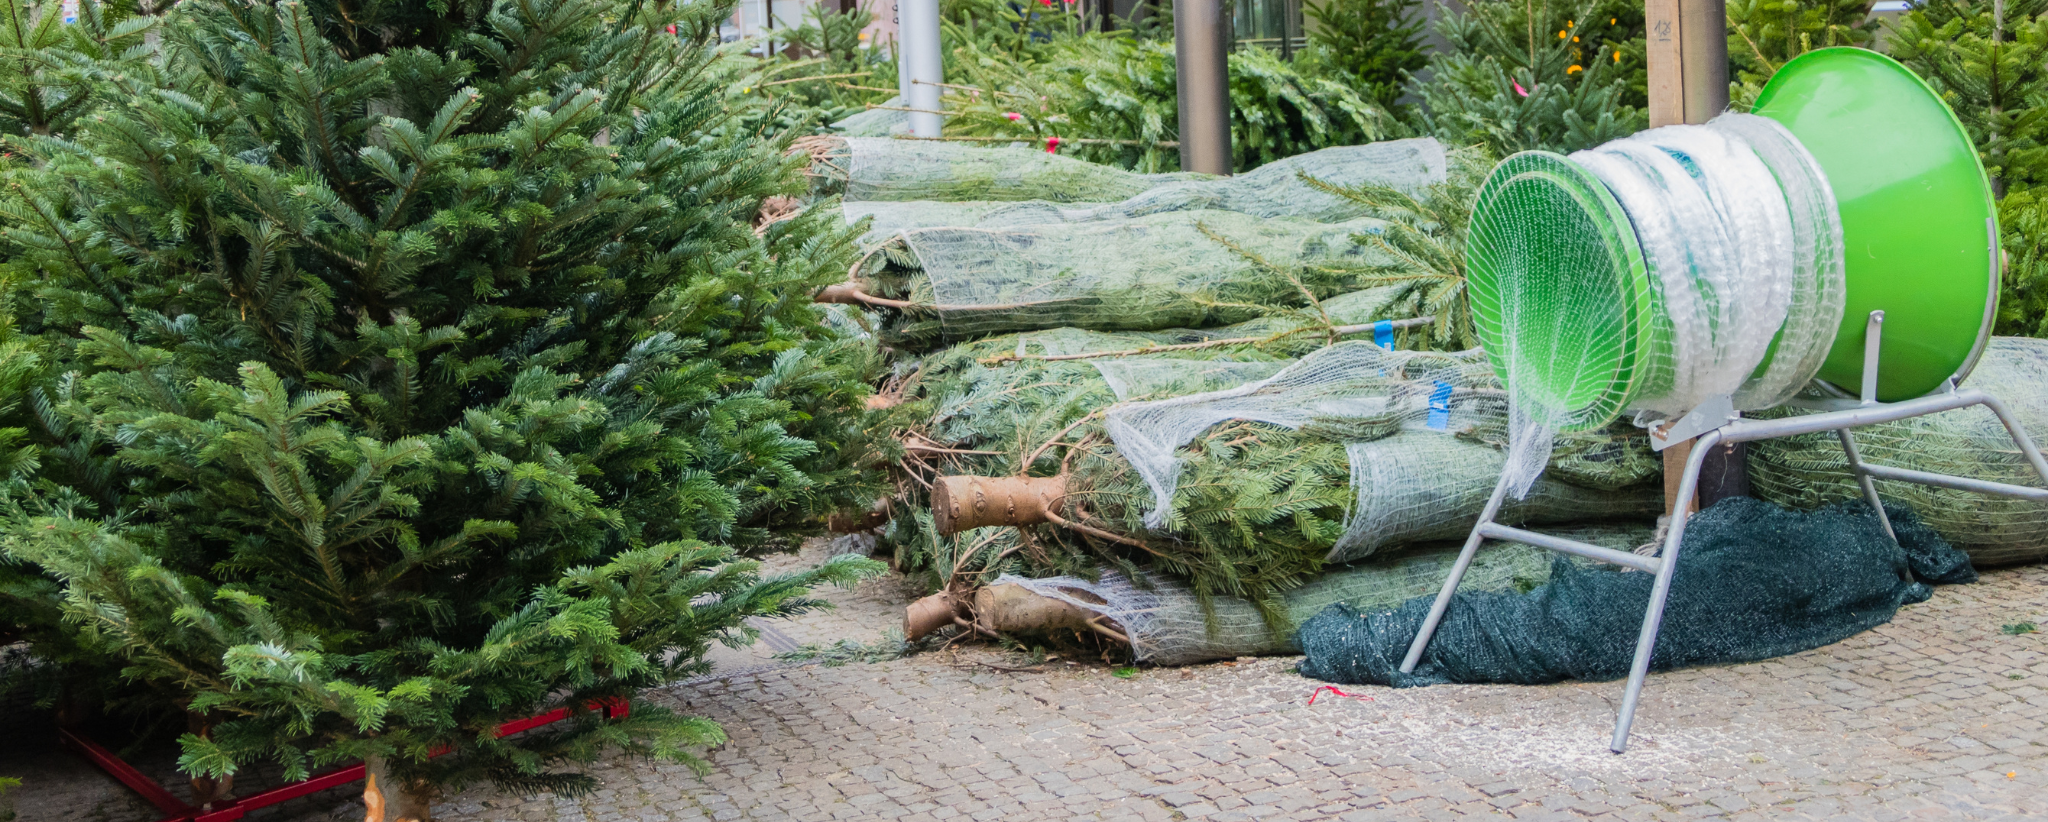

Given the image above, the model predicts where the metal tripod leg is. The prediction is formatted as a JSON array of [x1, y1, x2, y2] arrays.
[[1836, 427, 1899, 543], [1398, 469, 1518, 674], [1979, 393, 2048, 488], [1608, 428, 1716, 753]]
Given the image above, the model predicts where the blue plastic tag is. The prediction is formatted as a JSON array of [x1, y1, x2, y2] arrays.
[[1373, 320, 1395, 351], [1426, 380, 1454, 431]]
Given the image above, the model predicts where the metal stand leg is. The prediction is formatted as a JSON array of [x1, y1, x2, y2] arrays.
[[1404, 365, 2047, 755], [1981, 394, 2048, 486], [1835, 428, 1899, 543], [1399, 470, 1519, 674], [1608, 429, 1715, 753]]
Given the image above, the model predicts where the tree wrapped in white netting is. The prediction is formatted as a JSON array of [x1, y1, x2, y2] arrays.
[[881, 339, 1661, 635], [799, 136, 1444, 209], [822, 211, 1402, 342], [989, 524, 1651, 665]]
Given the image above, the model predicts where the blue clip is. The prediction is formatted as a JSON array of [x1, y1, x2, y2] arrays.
[[1373, 320, 1395, 351], [1426, 380, 1454, 431]]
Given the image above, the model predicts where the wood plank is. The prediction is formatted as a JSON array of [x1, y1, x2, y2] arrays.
[[1647, 0, 1684, 128]]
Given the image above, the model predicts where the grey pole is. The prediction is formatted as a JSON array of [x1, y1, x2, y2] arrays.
[[898, 0, 944, 138], [1173, 0, 1232, 175], [1679, 0, 1728, 124]]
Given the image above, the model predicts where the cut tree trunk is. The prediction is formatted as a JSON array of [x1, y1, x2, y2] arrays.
[[362, 756, 434, 822], [903, 591, 970, 640], [931, 475, 1067, 535], [186, 710, 233, 807], [972, 583, 1106, 638], [827, 498, 891, 533]]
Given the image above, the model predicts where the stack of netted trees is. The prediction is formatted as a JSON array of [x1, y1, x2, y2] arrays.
[[806, 136, 1671, 663]]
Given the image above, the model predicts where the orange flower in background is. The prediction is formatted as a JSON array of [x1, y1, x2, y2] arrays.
[[1614, 51, 1622, 63], [1567, 65, 1583, 74]]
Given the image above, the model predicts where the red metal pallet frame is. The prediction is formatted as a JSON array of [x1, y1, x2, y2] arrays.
[[58, 699, 629, 822]]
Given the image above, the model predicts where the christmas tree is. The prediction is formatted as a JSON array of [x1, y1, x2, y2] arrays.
[[1725, 0, 1879, 108], [0, 0, 159, 718], [0, 0, 156, 137], [1299, 0, 1429, 113], [0, 0, 881, 816], [1407, 0, 1647, 156]]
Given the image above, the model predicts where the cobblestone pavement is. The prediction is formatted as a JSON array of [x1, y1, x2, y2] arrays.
[[10, 536, 2048, 822]]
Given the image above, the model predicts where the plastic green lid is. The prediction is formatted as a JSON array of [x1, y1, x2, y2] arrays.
[[1465, 152, 1655, 431], [1752, 48, 1998, 401]]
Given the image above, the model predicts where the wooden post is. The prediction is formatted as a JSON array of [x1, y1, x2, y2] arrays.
[[1646, 0, 1684, 128], [1649, 0, 1739, 515]]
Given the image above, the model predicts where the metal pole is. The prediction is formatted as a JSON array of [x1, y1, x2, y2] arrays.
[[898, 0, 944, 138], [894, 0, 910, 102], [1174, 0, 1233, 174], [1679, 0, 1729, 123], [1399, 470, 1519, 673], [1612, 426, 1721, 753]]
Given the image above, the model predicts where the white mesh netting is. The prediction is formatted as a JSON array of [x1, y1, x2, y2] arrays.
[[1334, 433, 1658, 561], [998, 524, 1650, 665], [1102, 342, 1659, 540], [868, 211, 1395, 339], [829, 98, 910, 138], [838, 136, 1210, 203], [841, 137, 1449, 240], [914, 288, 1419, 450], [1472, 113, 1846, 497]]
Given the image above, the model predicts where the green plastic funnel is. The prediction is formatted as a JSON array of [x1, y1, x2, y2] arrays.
[[1752, 48, 1998, 401], [1465, 152, 1654, 431]]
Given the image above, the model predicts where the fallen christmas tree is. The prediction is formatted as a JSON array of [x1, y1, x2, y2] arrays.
[[888, 343, 1664, 640], [796, 136, 1446, 211], [815, 211, 1405, 343], [987, 523, 1652, 665], [816, 142, 1484, 347], [831, 138, 1455, 243]]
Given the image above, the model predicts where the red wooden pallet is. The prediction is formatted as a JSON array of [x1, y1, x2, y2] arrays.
[[59, 699, 629, 822]]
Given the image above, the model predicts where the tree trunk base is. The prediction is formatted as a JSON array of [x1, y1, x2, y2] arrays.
[[903, 592, 969, 641], [932, 475, 1067, 535], [827, 498, 891, 533], [363, 757, 434, 822], [971, 583, 1107, 637]]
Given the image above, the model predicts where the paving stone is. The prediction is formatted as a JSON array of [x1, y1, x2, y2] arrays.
[[9, 540, 2048, 822]]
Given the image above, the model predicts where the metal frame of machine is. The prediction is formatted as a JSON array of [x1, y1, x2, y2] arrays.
[[1400, 309, 2048, 754]]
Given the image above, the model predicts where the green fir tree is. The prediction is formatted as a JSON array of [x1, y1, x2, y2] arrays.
[[0, 0, 882, 816], [1299, 0, 1429, 113], [1409, 0, 1647, 156], [0, 0, 157, 137], [1725, 0, 1878, 108]]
